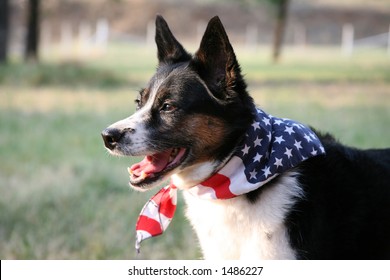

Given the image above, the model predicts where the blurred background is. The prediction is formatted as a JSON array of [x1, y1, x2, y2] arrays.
[[0, 0, 389, 259]]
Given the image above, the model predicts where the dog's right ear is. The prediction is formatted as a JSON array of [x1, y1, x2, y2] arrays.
[[155, 15, 191, 65], [190, 16, 245, 100]]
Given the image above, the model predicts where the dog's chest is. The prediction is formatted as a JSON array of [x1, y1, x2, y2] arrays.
[[183, 173, 301, 260]]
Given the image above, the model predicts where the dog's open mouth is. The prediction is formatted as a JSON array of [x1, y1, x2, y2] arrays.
[[128, 148, 187, 188]]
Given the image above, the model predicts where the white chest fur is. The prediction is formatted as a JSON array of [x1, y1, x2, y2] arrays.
[[183, 172, 302, 260]]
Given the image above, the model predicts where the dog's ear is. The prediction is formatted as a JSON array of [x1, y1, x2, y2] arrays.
[[155, 15, 191, 65], [191, 16, 243, 99]]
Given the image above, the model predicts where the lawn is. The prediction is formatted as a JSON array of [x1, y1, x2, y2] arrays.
[[0, 43, 389, 259]]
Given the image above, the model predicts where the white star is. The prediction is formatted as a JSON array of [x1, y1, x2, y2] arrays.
[[274, 119, 283, 125], [274, 135, 285, 144], [304, 133, 312, 143], [249, 169, 258, 179], [267, 131, 272, 141], [253, 153, 263, 162], [311, 147, 318, 156], [252, 122, 260, 131], [294, 140, 303, 150], [241, 144, 250, 156], [274, 157, 283, 168], [309, 132, 317, 140], [320, 146, 325, 153], [284, 126, 295, 135], [284, 147, 293, 158], [262, 117, 271, 126], [254, 137, 263, 147], [293, 123, 306, 129], [261, 165, 272, 178]]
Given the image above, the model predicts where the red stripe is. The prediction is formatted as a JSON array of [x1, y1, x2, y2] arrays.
[[151, 187, 176, 219], [136, 215, 163, 236], [159, 191, 176, 219], [201, 173, 235, 199]]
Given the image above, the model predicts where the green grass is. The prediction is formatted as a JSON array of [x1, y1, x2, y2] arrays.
[[0, 44, 389, 259], [0, 61, 133, 89]]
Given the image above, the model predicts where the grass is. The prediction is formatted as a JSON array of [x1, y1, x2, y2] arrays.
[[0, 61, 133, 89], [0, 88, 200, 260], [0, 43, 389, 259]]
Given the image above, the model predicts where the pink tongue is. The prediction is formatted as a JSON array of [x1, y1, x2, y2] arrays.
[[130, 149, 173, 176]]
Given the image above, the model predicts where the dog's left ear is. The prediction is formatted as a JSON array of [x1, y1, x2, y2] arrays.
[[191, 16, 243, 99], [155, 15, 191, 65]]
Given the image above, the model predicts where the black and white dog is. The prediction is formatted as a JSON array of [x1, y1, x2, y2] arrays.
[[102, 15, 390, 259]]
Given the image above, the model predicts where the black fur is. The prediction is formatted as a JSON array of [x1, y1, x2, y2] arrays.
[[155, 15, 192, 65], [245, 132, 390, 259], [286, 134, 390, 259]]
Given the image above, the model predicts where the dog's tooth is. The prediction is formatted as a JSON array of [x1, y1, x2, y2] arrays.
[[128, 167, 133, 175], [140, 171, 148, 179]]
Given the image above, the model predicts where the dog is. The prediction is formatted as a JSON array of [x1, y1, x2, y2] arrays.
[[102, 15, 390, 259]]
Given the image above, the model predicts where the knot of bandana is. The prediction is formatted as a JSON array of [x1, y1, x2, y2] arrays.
[[135, 108, 325, 252]]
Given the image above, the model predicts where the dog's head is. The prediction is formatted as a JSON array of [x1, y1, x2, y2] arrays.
[[102, 15, 254, 191]]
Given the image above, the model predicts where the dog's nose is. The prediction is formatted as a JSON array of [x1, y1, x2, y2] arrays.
[[101, 128, 123, 150]]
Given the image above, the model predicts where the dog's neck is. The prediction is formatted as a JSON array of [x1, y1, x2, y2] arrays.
[[171, 158, 231, 190]]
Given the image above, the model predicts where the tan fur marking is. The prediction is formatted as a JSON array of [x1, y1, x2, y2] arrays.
[[184, 114, 226, 162]]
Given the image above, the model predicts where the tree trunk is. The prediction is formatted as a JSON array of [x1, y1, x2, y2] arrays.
[[0, 0, 9, 63], [25, 0, 40, 62], [272, 0, 289, 63]]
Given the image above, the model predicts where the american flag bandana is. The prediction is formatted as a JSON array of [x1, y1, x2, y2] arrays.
[[135, 108, 325, 252]]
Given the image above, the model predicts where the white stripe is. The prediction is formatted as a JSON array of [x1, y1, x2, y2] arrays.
[[188, 185, 217, 199], [225, 156, 279, 196], [159, 213, 172, 231], [188, 157, 246, 199], [189, 156, 280, 200], [138, 190, 174, 231], [135, 230, 152, 250], [218, 156, 249, 196], [140, 200, 160, 221]]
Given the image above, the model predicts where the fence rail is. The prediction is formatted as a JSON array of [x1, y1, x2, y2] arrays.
[[6, 19, 390, 58]]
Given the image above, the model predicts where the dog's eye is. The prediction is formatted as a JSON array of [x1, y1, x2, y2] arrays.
[[161, 103, 175, 112], [134, 98, 141, 109]]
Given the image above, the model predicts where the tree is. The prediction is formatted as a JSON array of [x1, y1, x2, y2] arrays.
[[269, 0, 290, 63], [252, 0, 290, 63], [0, 0, 9, 63], [25, 0, 40, 61]]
